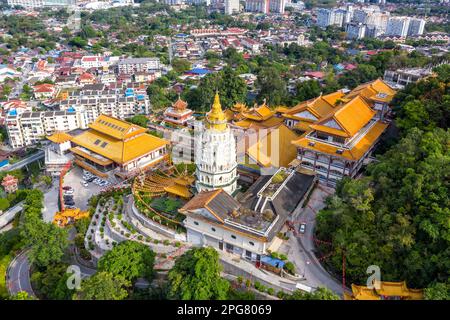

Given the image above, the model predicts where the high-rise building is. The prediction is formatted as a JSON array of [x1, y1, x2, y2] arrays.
[[317, 8, 346, 28], [7, 0, 74, 8], [346, 22, 366, 39], [269, 0, 285, 14], [386, 17, 411, 37], [407, 18, 426, 36], [245, 0, 270, 14], [224, 0, 240, 15]]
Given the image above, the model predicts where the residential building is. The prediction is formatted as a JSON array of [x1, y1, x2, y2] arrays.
[[70, 114, 169, 179], [5, 110, 86, 149], [407, 18, 426, 36], [60, 88, 150, 124], [346, 22, 366, 39], [245, 0, 269, 14], [117, 58, 162, 74], [317, 8, 346, 28], [269, 0, 285, 14], [383, 67, 434, 89], [7, 0, 74, 8], [386, 17, 410, 37], [224, 0, 239, 15]]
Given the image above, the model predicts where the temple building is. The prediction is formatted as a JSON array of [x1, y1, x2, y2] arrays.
[[163, 97, 194, 126], [181, 168, 316, 262], [53, 208, 89, 227], [344, 281, 423, 300], [195, 93, 238, 195], [229, 101, 284, 130], [70, 114, 169, 179], [288, 79, 396, 187], [45, 131, 74, 176]]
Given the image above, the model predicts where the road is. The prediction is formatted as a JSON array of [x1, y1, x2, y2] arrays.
[[6, 250, 35, 298], [285, 185, 348, 296], [0, 201, 23, 229], [0, 150, 44, 172]]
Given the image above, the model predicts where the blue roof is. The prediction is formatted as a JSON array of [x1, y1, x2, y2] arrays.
[[9, 109, 17, 116], [187, 68, 211, 75], [260, 256, 285, 269], [136, 94, 145, 100], [67, 107, 75, 112]]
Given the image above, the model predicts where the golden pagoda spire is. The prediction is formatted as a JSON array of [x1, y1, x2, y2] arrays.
[[206, 91, 227, 131]]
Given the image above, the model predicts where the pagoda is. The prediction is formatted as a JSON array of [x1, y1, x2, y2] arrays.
[[163, 97, 194, 126], [1, 174, 18, 194], [195, 93, 238, 195]]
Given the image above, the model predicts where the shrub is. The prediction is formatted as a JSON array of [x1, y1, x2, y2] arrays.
[[160, 253, 167, 259], [100, 227, 104, 233], [237, 276, 243, 285], [267, 288, 274, 295], [120, 231, 124, 235], [125, 233, 130, 238], [153, 239, 159, 244], [245, 279, 251, 287], [117, 214, 122, 220], [146, 237, 151, 242], [90, 229, 94, 234], [137, 235, 143, 241], [80, 248, 91, 260], [284, 262, 296, 275], [95, 214, 99, 219], [277, 291, 286, 299], [279, 254, 288, 261], [174, 241, 181, 247], [87, 235, 92, 241], [92, 221, 97, 226]]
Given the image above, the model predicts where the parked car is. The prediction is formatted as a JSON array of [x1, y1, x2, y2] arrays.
[[65, 201, 75, 206], [299, 223, 306, 234], [62, 186, 73, 191], [82, 181, 89, 187], [64, 189, 74, 195]]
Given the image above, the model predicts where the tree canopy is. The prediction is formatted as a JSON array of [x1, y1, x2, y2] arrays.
[[74, 272, 130, 300], [167, 247, 230, 300], [97, 241, 156, 282]]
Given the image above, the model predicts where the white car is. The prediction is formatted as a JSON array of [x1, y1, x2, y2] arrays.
[[64, 189, 74, 195], [299, 223, 306, 234], [82, 181, 89, 187], [99, 181, 108, 187]]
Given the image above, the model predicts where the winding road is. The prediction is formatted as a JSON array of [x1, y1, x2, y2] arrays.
[[6, 250, 35, 297]]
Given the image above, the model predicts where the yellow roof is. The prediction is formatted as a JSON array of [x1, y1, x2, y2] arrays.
[[347, 281, 424, 300], [206, 93, 227, 131], [247, 124, 299, 167], [285, 91, 344, 119], [47, 131, 73, 144], [345, 78, 396, 104], [310, 96, 375, 138], [71, 117, 169, 165], [88, 114, 147, 140], [292, 121, 388, 161], [242, 104, 273, 121]]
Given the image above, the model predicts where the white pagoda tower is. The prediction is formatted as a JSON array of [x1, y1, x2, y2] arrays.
[[195, 93, 238, 195]]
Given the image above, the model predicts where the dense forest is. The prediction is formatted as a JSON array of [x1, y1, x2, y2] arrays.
[[315, 66, 450, 297]]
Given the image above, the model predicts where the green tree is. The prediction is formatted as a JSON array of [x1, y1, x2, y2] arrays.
[[98, 241, 156, 282], [9, 291, 35, 300], [21, 216, 69, 268], [256, 67, 288, 106], [126, 115, 149, 128], [0, 198, 10, 211], [74, 272, 130, 300], [295, 80, 322, 103], [171, 58, 191, 74], [167, 247, 230, 300], [424, 280, 450, 300]]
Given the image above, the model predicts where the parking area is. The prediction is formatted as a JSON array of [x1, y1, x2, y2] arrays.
[[61, 166, 106, 211]]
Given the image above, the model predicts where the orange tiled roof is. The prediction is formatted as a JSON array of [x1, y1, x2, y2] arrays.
[[47, 131, 73, 144]]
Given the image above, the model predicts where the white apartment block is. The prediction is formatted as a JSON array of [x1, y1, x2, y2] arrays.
[[269, 0, 285, 14], [117, 58, 162, 74], [317, 8, 346, 28], [60, 89, 150, 124], [6, 110, 86, 149], [224, 0, 240, 15], [7, 0, 74, 8], [245, 0, 269, 14], [386, 17, 411, 37]]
